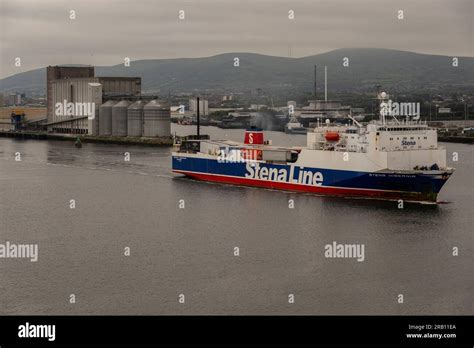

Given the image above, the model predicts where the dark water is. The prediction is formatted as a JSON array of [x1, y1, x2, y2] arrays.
[[0, 125, 472, 315]]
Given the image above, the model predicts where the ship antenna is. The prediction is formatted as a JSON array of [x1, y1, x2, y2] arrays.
[[378, 91, 401, 125]]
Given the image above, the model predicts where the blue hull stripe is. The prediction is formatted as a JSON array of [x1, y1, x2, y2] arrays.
[[172, 156, 448, 194]]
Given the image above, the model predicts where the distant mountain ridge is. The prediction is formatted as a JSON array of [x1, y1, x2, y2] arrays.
[[1, 48, 473, 95]]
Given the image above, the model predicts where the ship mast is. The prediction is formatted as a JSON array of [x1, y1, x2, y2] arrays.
[[377, 90, 401, 125]]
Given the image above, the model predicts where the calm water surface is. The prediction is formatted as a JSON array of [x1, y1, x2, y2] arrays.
[[0, 125, 472, 314]]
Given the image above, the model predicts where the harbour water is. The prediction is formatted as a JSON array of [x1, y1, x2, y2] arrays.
[[0, 125, 472, 315]]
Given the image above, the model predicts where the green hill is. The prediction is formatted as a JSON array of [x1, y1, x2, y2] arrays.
[[1, 48, 472, 95]]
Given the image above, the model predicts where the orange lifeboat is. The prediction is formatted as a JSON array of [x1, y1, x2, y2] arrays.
[[325, 131, 340, 142]]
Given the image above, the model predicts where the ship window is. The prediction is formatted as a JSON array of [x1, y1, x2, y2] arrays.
[[181, 141, 201, 152]]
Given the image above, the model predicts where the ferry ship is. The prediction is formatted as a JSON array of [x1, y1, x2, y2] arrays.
[[172, 93, 454, 203]]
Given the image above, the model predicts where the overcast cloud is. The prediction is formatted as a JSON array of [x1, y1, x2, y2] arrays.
[[0, 0, 472, 79]]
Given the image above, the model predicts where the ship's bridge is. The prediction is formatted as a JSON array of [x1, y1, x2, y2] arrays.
[[367, 123, 438, 152]]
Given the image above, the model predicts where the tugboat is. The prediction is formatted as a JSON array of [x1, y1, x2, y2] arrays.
[[284, 116, 307, 134], [172, 92, 454, 203]]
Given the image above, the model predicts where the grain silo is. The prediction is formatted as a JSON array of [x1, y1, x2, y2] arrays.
[[127, 100, 146, 137], [111, 100, 131, 136], [143, 99, 171, 137], [99, 100, 117, 136]]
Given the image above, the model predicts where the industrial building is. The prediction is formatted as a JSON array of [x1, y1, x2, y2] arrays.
[[47, 65, 142, 134], [45, 65, 170, 137], [301, 99, 351, 121], [189, 98, 209, 116], [96, 97, 170, 137], [8, 93, 23, 106], [143, 99, 171, 137], [49, 78, 102, 134], [46, 66, 95, 120]]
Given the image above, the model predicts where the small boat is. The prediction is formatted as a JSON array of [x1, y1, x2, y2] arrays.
[[285, 116, 307, 134]]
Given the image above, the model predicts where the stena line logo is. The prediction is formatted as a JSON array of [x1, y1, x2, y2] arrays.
[[248, 133, 254, 143], [245, 162, 323, 185], [401, 140, 416, 146]]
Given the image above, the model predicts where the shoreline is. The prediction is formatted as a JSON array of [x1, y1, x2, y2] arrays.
[[438, 135, 474, 144], [1, 130, 473, 145], [0, 131, 173, 147]]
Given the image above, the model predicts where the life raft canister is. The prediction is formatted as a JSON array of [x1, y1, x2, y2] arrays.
[[325, 131, 340, 142]]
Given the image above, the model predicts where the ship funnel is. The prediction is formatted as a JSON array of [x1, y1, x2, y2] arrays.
[[244, 127, 264, 145]]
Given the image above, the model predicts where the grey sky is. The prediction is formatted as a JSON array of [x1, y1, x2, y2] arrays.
[[1, 0, 472, 79]]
